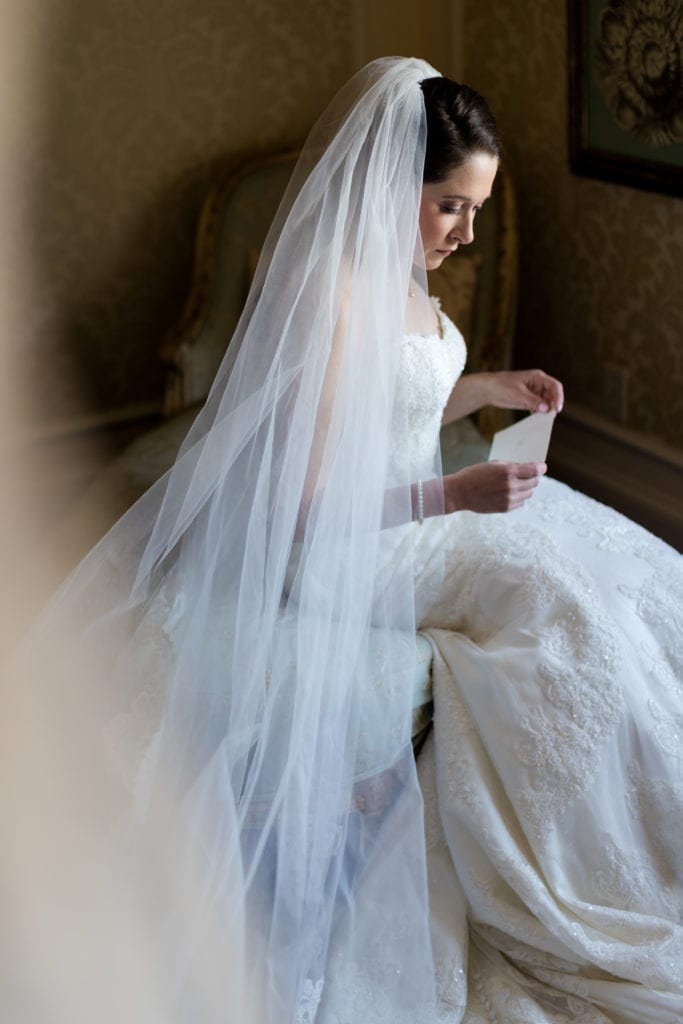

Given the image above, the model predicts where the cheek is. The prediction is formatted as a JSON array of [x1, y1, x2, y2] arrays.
[[419, 206, 439, 244], [418, 205, 429, 240]]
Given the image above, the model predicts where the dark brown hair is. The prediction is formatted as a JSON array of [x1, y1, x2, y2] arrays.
[[420, 76, 501, 182]]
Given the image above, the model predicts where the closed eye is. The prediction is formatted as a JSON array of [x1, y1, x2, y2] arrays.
[[440, 203, 484, 216]]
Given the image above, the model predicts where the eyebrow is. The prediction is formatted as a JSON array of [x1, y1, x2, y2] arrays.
[[441, 193, 490, 203]]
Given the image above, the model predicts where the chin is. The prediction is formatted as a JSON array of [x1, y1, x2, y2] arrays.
[[425, 252, 447, 271]]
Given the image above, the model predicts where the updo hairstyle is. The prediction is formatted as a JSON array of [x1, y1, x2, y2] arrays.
[[420, 76, 501, 183]]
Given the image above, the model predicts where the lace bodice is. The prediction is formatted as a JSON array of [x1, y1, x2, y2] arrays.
[[389, 300, 467, 483]]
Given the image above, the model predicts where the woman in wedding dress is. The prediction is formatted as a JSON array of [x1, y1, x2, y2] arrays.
[[364, 72, 683, 1024], [30, 57, 681, 1023]]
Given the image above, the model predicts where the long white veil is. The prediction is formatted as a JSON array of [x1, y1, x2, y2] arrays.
[[28, 57, 455, 1022]]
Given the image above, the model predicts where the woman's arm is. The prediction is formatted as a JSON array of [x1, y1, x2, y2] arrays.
[[379, 460, 547, 528], [407, 460, 547, 522], [309, 459, 547, 535], [442, 369, 564, 425], [299, 307, 555, 536]]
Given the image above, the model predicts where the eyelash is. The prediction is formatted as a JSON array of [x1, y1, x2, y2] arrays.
[[440, 204, 481, 216]]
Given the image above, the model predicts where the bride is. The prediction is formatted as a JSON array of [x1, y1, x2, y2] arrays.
[[35, 57, 681, 1023]]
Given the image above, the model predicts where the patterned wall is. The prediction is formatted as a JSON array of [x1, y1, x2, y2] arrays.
[[27, 0, 355, 426], [28, 1, 681, 450], [464, 0, 683, 450]]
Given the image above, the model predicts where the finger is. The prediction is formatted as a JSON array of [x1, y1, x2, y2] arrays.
[[523, 385, 549, 413], [512, 462, 546, 479], [540, 376, 564, 412], [509, 472, 541, 492], [528, 372, 564, 413], [510, 486, 538, 503], [511, 480, 542, 505], [534, 389, 550, 413], [506, 493, 534, 512], [524, 373, 551, 411]]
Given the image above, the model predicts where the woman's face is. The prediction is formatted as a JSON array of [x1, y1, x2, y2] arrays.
[[419, 151, 498, 271]]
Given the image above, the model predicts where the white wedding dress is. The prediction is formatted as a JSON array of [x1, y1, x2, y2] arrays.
[[361, 301, 683, 1023], [98, 299, 682, 1024]]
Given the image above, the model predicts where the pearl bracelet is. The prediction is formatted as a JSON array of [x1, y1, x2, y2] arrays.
[[417, 479, 424, 525]]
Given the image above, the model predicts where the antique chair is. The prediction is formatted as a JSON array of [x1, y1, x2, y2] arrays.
[[55, 148, 518, 739]]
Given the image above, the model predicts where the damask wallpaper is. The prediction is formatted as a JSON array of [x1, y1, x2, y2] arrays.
[[26, 0, 355, 428], [26, 0, 681, 454], [464, 0, 683, 451]]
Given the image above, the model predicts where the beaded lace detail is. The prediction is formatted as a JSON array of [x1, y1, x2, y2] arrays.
[[411, 481, 683, 1017], [105, 300, 683, 1023], [388, 300, 466, 483], [373, 307, 683, 1021]]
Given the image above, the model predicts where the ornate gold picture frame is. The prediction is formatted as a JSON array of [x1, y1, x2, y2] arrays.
[[568, 0, 683, 197]]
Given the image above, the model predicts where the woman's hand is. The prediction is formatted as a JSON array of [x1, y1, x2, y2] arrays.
[[484, 369, 564, 414], [441, 369, 564, 425], [441, 461, 547, 514]]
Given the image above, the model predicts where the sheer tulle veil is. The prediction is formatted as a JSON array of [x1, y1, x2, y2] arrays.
[[30, 57, 454, 1021]]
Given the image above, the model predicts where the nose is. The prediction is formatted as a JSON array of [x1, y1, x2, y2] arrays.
[[449, 210, 475, 246]]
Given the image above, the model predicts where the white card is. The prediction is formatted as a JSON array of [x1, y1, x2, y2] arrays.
[[488, 411, 556, 463]]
